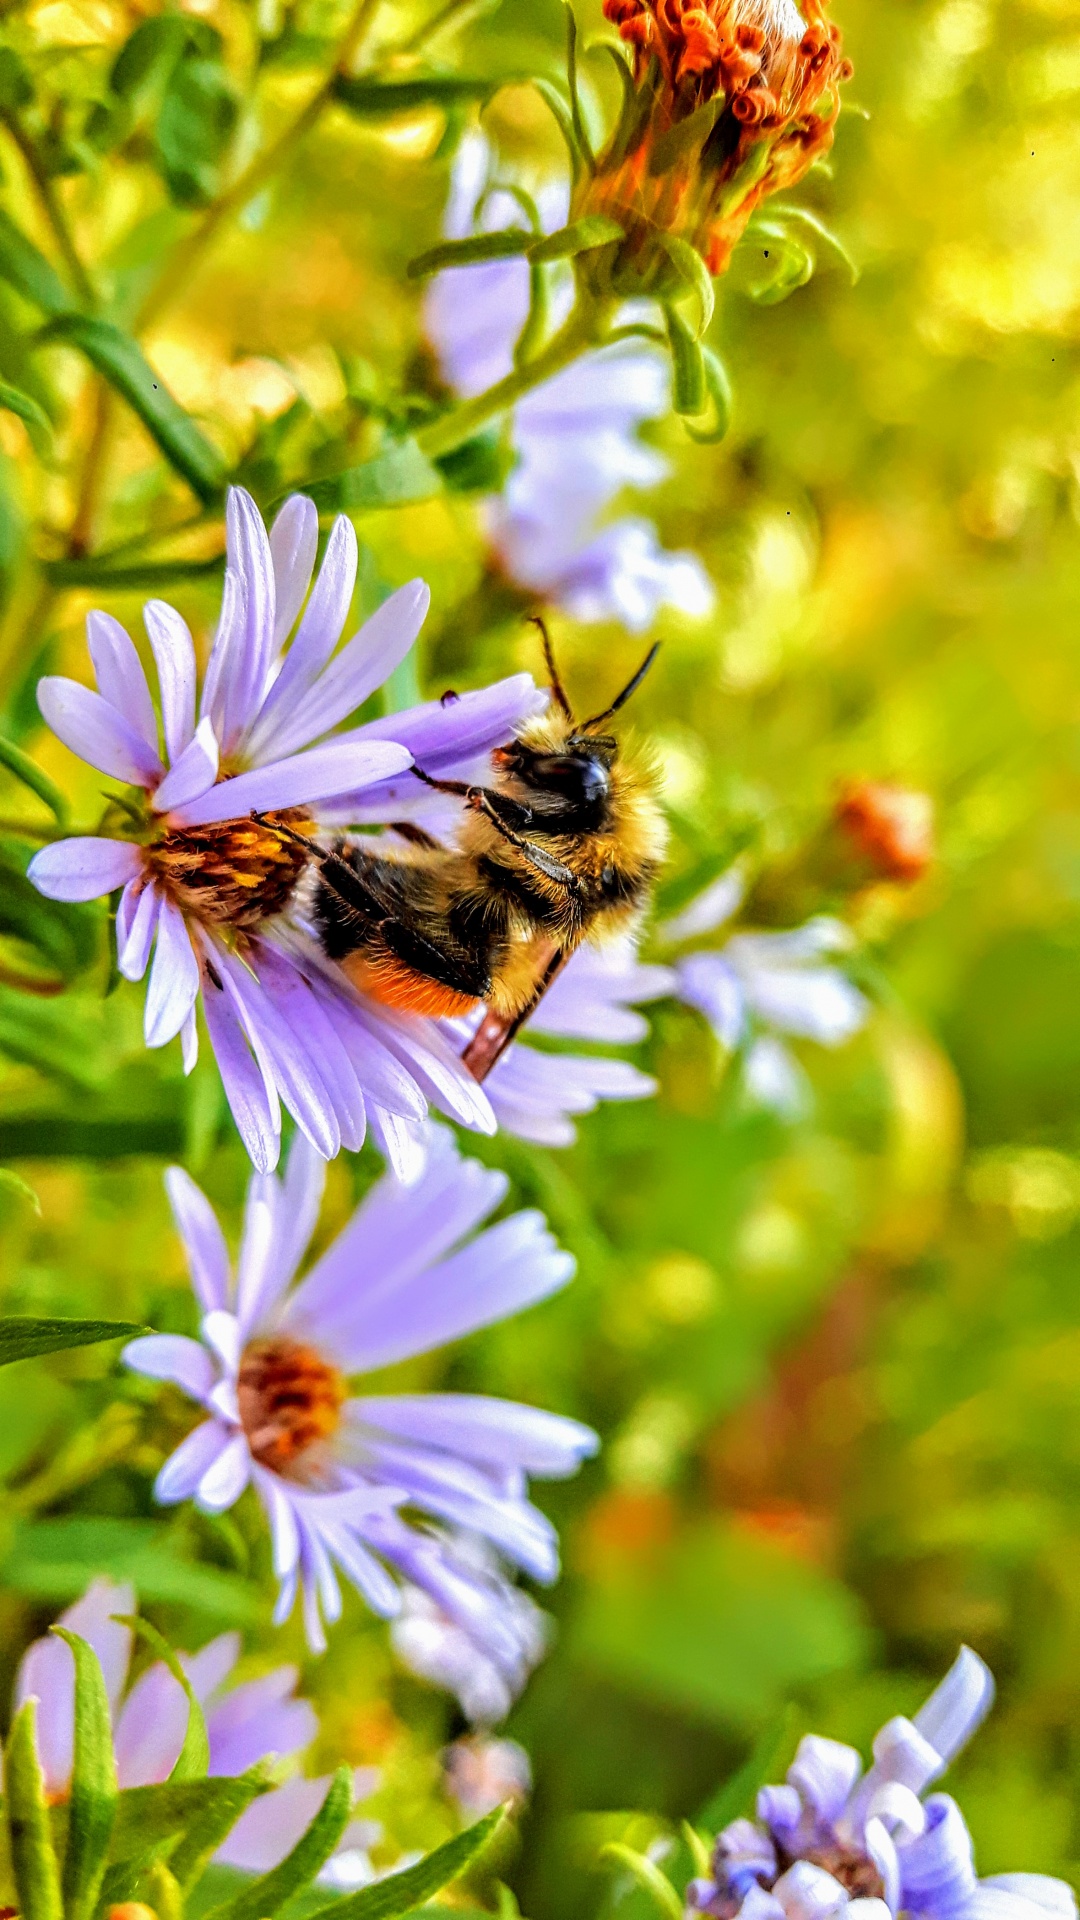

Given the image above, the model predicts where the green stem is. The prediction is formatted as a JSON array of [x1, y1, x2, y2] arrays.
[[0, 113, 96, 308], [416, 300, 610, 460], [136, 0, 382, 333]]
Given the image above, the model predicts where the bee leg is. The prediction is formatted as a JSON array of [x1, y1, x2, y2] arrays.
[[388, 821, 444, 850], [466, 789, 582, 894]]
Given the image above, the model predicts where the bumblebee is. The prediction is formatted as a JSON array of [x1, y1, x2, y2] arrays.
[[282, 629, 666, 1063]]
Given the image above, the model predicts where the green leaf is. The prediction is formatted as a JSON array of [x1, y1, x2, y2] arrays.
[[683, 346, 733, 445], [528, 214, 623, 263], [42, 554, 223, 590], [0, 47, 35, 110], [303, 438, 442, 512], [0, 207, 72, 316], [0, 1316, 146, 1365], [764, 202, 859, 282], [406, 228, 533, 278], [5, 1516, 264, 1619], [332, 72, 511, 115], [52, 1628, 117, 1920], [647, 92, 725, 175], [204, 1766, 353, 1920], [664, 304, 705, 416], [746, 227, 815, 304], [0, 378, 53, 453], [530, 77, 584, 180], [0, 1167, 41, 1213], [166, 1768, 276, 1894], [660, 233, 714, 337], [115, 1615, 210, 1783], [0, 730, 67, 821], [435, 424, 512, 494], [156, 33, 238, 208], [110, 14, 188, 106], [599, 1845, 683, 1920], [305, 1805, 505, 1920], [564, 4, 596, 172], [39, 315, 226, 500], [108, 1771, 271, 1872], [697, 1706, 798, 1832], [5, 1699, 63, 1920]]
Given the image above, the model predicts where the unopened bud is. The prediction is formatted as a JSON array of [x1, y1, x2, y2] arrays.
[[834, 782, 934, 884], [576, 0, 851, 294]]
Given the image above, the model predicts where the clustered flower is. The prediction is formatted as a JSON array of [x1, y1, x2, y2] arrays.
[[588, 0, 852, 284], [687, 1649, 1076, 1920]]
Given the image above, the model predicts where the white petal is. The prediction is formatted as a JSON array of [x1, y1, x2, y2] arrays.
[[269, 494, 319, 646], [38, 676, 162, 785], [197, 1431, 251, 1512], [152, 717, 219, 814], [164, 1166, 231, 1312], [122, 1333, 216, 1402], [118, 881, 161, 982], [256, 579, 430, 762], [144, 897, 200, 1048], [143, 599, 197, 762], [86, 610, 158, 753], [169, 739, 412, 828], [28, 837, 142, 903]]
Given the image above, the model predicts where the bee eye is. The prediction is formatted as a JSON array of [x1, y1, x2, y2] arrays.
[[529, 754, 610, 805]]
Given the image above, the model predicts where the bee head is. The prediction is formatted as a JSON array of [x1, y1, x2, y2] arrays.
[[493, 625, 660, 827]]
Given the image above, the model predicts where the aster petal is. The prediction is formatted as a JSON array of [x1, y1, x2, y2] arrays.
[[244, 1131, 326, 1328], [661, 866, 746, 942], [913, 1647, 995, 1769], [214, 945, 341, 1160], [224, 485, 276, 740], [113, 1662, 189, 1786], [356, 1441, 559, 1582], [170, 738, 412, 828], [206, 1669, 317, 1776], [86, 610, 158, 752], [143, 599, 197, 761], [254, 1467, 301, 1580], [256, 580, 430, 763], [151, 717, 219, 814], [354, 1395, 598, 1477], [235, 1172, 281, 1339], [196, 1430, 251, 1512], [38, 675, 163, 784], [28, 836, 143, 903], [313, 1519, 402, 1618], [787, 1736, 863, 1825], [269, 493, 319, 648], [865, 1818, 900, 1915], [978, 1882, 1078, 1920], [181, 1007, 199, 1074], [367, 1105, 428, 1182], [896, 1795, 977, 1920], [15, 1579, 134, 1798], [772, 1863, 849, 1920], [252, 944, 367, 1154], [214, 1775, 338, 1873], [144, 897, 200, 1048], [155, 1419, 233, 1504], [202, 965, 282, 1174], [306, 971, 427, 1123], [483, 1043, 655, 1145], [123, 1333, 216, 1403], [738, 958, 868, 1045], [302, 1209, 573, 1375], [676, 951, 747, 1049], [359, 1006, 494, 1134], [201, 564, 247, 747], [184, 1631, 241, 1702], [248, 513, 359, 756], [117, 879, 160, 980]]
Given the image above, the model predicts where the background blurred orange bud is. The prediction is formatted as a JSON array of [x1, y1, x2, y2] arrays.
[[834, 782, 935, 884]]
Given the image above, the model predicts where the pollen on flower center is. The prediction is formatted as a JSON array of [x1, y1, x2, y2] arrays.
[[149, 810, 315, 930], [237, 1337, 346, 1473], [780, 1845, 886, 1901]]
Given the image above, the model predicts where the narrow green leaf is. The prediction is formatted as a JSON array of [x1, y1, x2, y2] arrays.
[[205, 1767, 353, 1920], [697, 1706, 797, 1831], [0, 208, 71, 316], [0, 378, 53, 453], [684, 346, 732, 445], [145, 1858, 184, 1920], [51, 1627, 117, 1920], [406, 228, 532, 279], [302, 438, 442, 512], [0, 1317, 146, 1366], [109, 1770, 271, 1871], [530, 78, 583, 179], [166, 1767, 276, 1893], [647, 91, 725, 175], [114, 1615, 210, 1782], [527, 215, 623, 263], [564, 4, 596, 172], [0, 1167, 41, 1213], [7, 1516, 263, 1620], [42, 554, 223, 590], [332, 72, 511, 115], [305, 1805, 505, 1920], [664, 304, 705, 416], [40, 315, 226, 501], [746, 228, 814, 304], [6, 1699, 63, 1920], [764, 201, 859, 282], [600, 1843, 683, 1920], [660, 233, 715, 337], [0, 731, 67, 821]]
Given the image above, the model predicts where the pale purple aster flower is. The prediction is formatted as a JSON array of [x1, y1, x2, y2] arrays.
[[687, 1649, 1075, 1920], [663, 870, 868, 1117], [27, 485, 539, 1174], [12, 1578, 380, 1878], [443, 1731, 532, 1817], [425, 134, 714, 632], [391, 1531, 548, 1724], [443, 932, 675, 1147], [123, 1128, 596, 1674]]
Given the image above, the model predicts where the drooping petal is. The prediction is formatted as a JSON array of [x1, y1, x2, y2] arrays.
[[356, 1440, 559, 1582], [206, 1669, 317, 1776], [169, 738, 412, 828], [214, 945, 341, 1161], [123, 1333, 217, 1404], [252, 943, 367, 1154], [196, 1431, 251, 1512], [143, 599, 197, 762], [202, 965, 281, 1173], [151, 717, 219, 814], [255, 580, 430, 763], [154, 1419, 233, 1504], [360, 1006, 495, 1135], [367, 1105, 428, 1183], [144, 897, 200, 1048], [113, 1661, 189, 1786], [248, 513, 359, 755], [787, 1736, 862, 1826], [38, 676, 163, 785], [353, 1395, 598, 1478], [86, 610, 158, 755], [28, 836, 143, 903], [912, 1647, 995, 1770], [117, 880, 162, 981], [269, 493, 319, 649], [895, 1795, 978, 1920]]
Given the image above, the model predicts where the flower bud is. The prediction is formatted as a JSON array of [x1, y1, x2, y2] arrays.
[[833, 782, 935, 884], [580, 0, 851, 292]]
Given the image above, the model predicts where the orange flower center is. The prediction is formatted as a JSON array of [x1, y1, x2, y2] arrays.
[[238, 1337, 346, 1473], [149, 810, 314, 930]]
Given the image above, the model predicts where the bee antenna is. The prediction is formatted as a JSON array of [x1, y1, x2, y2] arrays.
[[529, 614, 572, 718], [581, 642, 661, 730]]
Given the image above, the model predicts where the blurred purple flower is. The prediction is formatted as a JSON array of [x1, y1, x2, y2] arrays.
[[687, 1649, 1074, 1920], [444, 932, 675, 1146], [13, 1578, 381, 1880], [27, 485, 541, 1174], [392, 1531, 548, 1725], [123, 1128, 596, 1678], [663, 870, 868, 1116], [443, 1729, 533, 1817], [425, 135, 714, 632]]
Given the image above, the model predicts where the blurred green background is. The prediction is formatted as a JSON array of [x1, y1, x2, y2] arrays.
[[2, 0, 1080, 1912]]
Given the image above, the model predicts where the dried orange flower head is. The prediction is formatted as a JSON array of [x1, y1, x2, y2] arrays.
[[834, 782, 935, 885], [585, 0, 851, 286]]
